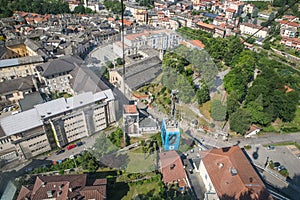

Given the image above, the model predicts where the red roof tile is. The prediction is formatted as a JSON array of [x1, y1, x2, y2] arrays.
[[124, 105, 138, 114], [159, 150, 187, 184], [200, 146, 273, 200], [189, 40, 205, 49]]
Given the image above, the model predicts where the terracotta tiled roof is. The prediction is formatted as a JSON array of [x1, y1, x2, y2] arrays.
[[118, 19, 133, 26], [159, 150, 187, 184], [279, 20, 300, 27], [17, 175, 107, 200], [200, 146, 273, 200], [17, 186, 31, 200], [124, 105, 138, 114], [197, 21, 215, 30], [189, 40, 205, 49], [80, 185, 106, 200], [226, 8, 236, 13]]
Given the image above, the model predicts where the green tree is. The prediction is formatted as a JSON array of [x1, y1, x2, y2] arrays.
[[210, 99, 227, 121], [74, 5, 85, 14], [116, 57, 123, 65], [196, 81, 210, 105], [253, 18, 258, 25], [229, 109, 251, 135], [252, 7, 258, 18], [226, 92, 240, 115]]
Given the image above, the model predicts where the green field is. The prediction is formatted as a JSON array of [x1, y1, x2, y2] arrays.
[[126, 152, 157, 173]]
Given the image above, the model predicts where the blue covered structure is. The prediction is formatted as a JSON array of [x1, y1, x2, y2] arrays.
[[203, 12, 218, 19], [161, 118, 180, 151]]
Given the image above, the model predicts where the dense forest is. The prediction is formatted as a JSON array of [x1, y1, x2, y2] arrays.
[[175, 27, 300, 134], [0, 0, 70, 17], [0, 0, 97, 18]]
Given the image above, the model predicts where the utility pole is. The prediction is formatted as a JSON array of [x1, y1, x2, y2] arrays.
[[121, 0, 126, 95]]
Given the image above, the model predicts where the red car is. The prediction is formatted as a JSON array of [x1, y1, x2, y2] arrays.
[[66, 144, 76, 150]]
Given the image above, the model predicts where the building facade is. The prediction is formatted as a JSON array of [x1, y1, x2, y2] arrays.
[[0, 89, 116, 163]]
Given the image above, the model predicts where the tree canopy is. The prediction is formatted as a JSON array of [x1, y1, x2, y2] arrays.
[[0, 0, 70, 17]]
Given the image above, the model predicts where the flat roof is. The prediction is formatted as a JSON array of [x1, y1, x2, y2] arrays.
[[0, 109, 43, 136], [0, 90, 115, 136]]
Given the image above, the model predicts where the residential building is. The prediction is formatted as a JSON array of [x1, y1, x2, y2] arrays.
[[243, 4, 255, 14], [239, 23, 268, 38], [0, 55, 44, 81], [214, 25, 226, 38], [38, 55, 83, 94], [159, 150, 187, 191], [0, 89, 116, 161], [225, 8, 236, 20], [199, 146, 273, 200], [37, 90, 115, 147], [17, 174, 107, 200], [279, 20, 300, 38], [196, 22, 215, 33], [280, 37, 300, 50], [0, 109, 51, 162], [181, 39, 205, 50], [0, 76, 37, 106], [123, 104, 139, 136], [114, 29, 182, 57]]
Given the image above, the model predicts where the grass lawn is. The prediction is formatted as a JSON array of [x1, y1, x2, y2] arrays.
[[126, 152, 157, 173], [122, 181, 161, 200], [178, 104, 198, 121], [199, 101, 212, 121]]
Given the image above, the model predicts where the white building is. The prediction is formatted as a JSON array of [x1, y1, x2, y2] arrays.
[[239, 23, 268, 38], [199, 146, 273, 200]]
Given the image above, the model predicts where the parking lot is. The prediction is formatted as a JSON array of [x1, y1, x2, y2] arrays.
[[245, 144, 300, 186]]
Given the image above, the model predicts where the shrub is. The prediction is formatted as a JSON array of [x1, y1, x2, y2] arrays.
[[244, 145, 252, 150], [269, 161, 275, 169], [279, 169, 289, 177]]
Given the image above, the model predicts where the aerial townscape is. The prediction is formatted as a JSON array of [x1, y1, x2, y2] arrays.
[[0, 0, 300, 199]]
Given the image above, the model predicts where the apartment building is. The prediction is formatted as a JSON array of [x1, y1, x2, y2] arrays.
[[0, 109, 51, 163], [0, 89, 116, 163], [36, 90, 115, 147], [0, 76, 37, 106], [0, 55, 44, 81], [239, 23, 268, 38], [0, 38, 49, 81], [279, 20, 300, 38], [113, 29, 182, 57]]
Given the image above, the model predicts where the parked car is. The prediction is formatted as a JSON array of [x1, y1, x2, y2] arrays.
[[267, 145, 275, 150], [278, 165, 286, 171], [66, 144, 76, 150], [273, 162, 280, 168], [76, 141, 83, 146], [55, 149, 65, 155], [25, 167, 33, 173]]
